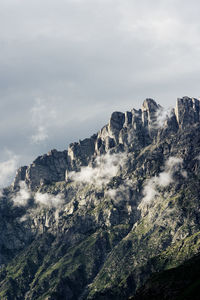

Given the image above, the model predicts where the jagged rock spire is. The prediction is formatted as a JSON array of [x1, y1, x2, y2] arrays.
[[175, 96, 200, 128]]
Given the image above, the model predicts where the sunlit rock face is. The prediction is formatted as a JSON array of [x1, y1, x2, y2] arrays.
[[175, 96, 200, 128], [13, 149, 69, 189], [2, 96, 200, 300]]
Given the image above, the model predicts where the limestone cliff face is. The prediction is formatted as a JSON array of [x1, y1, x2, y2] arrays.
[[67, 135, 97, 169], [175, 96, 200, 128], [2, 96, 200, 300], [13, 149, 68, 189]]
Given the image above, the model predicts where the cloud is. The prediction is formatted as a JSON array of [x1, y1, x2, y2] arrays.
[[68, 152, 126, 187], [16, 192, 65, 223], [165, 156, 183, 169], [30, 98, 56, 144], [142, 180, 159, 205], [155, 106, 174, 128], [12, 181, 64, 209], [105, 178, 133, 203], [12, 181, 31, 206], [0, 151, 19, 188], [141, 156, 183, 204], [34, 192, 64, 208]]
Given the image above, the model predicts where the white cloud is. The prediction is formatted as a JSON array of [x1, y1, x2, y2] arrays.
[[0, 151, 19, 188], [34, 192, 64, 208], [105, 178, 133, 202], [12, 181, 65, 209], [68, 152, 126, 187], [165, 156, 183, 169], [141, 156, 183, 204], [12, 181, 30, 206], [155, 106, 174, 128], [106, 188, 117, 199], [142, 179, 159, 205]]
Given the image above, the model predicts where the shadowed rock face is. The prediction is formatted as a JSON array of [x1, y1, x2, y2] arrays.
[[130, 253, 200, 300], [141, 98, 160, 127], [109, 111, 125, 132], [3, 96, 200, 300]]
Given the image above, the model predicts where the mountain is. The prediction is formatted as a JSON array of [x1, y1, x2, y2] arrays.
[[130, 252, 200, 300], [1, 96, 200, 299]]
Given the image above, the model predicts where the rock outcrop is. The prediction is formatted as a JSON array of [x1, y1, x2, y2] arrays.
[[13, 149, 68, 189], [175, 96, 200, 128], [12, 166, 27, 187], [67, 135, 97, 169]]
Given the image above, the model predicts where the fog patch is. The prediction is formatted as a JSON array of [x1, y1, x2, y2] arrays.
[[68, 152, 127, 187], [105, 179, 133, 203], [34, 192, 64, 208], [12, 181, 65, 211], [0, 152, 19, 188], [141, 156, 183, 205], [12, 181, 31, 206], [155, 106, 173, 128]]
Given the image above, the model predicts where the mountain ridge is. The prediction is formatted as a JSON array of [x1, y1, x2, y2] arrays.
[[13, 96, 199, 190], [1, 96, 200, 299]]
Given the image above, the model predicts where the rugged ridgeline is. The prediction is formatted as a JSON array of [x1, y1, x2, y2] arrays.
[[1, 97, 200, 299]]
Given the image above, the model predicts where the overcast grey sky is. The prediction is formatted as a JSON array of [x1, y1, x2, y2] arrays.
[[1, 0, 200, 186]]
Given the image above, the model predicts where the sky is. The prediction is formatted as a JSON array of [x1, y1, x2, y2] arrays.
[[1, 0, 200, 187]]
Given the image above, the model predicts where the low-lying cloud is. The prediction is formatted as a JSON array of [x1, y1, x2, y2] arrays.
[[105, 178, 133, 203], [68, 152, 127, 187], [12, 180, 64, 209], [34, 192, 64, 208], [12, 181, 31, 206], [155, 106, 174, 128], [0, 152, 19, 188], [142, 156, 184, 205]]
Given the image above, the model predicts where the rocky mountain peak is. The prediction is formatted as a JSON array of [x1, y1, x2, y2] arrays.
[[3, 96, 200, 300], [175, 96, 200, 128], [12, 97, 200, 191], [109, 111, 125, 131], [141, 98, 160, 112]]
